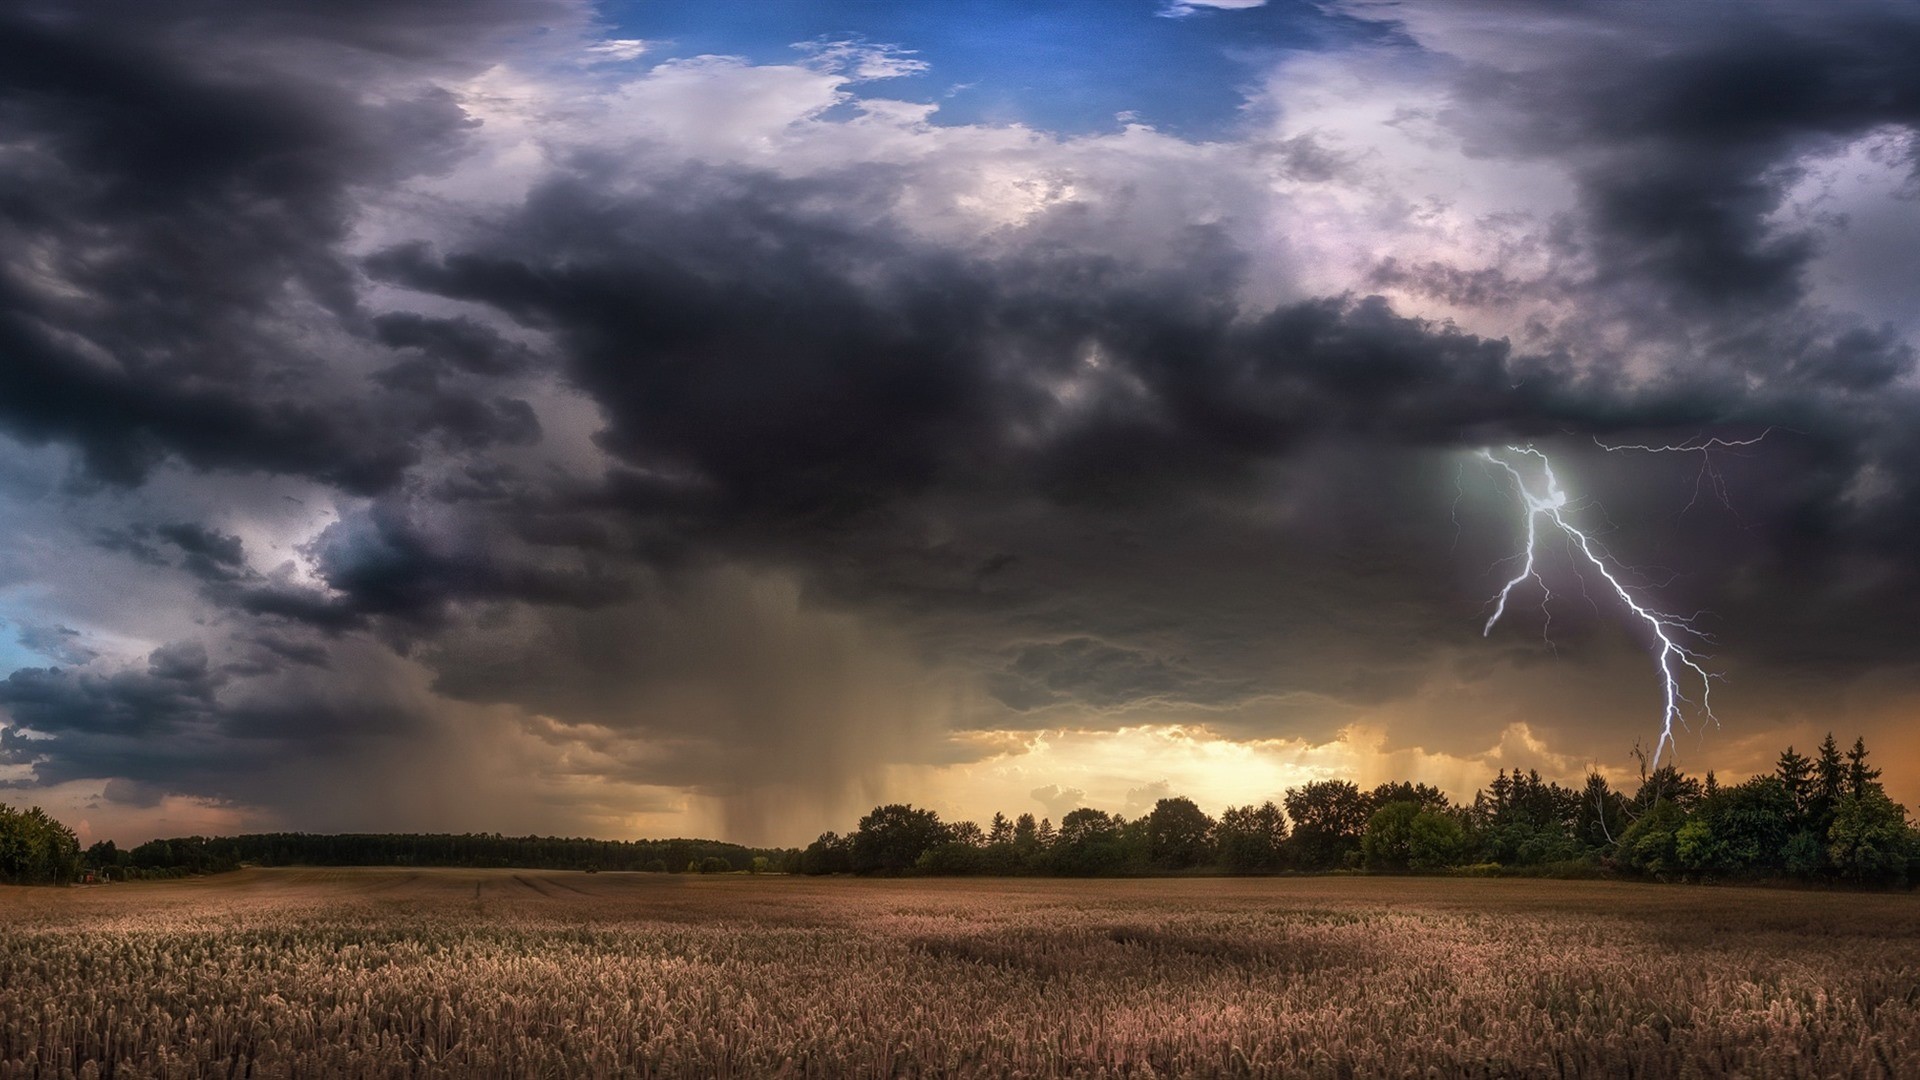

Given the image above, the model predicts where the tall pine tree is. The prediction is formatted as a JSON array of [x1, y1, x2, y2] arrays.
[[1845, 737, 1883, 798], [1813, 733, 1846, 828], [1775, 746, 1813, 826]]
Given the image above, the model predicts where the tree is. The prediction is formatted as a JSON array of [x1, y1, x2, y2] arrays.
[[1845, 737, 1883, 799], [977, 813, 1024, 874], [800, 831, 852, 875], [1284, 781, 1371, 870], [916, 840, 985, 874], [130, 839, 174, 870], [850, 805, 949, 873], [1813, 733, 1846, 827], [1216, 802, 1288, 873], [1012, 813, 1039, 852], [1618, 800, 1689, 878], [1574, 773, 1627, 850], [986, 813, 1012, 846], [1145, 797, 1216, 870], [947, 821, 987, 848], [1362, 801, 1421, 870], [1475, 770, 1582, 865], [1827, 789, 1911, 884], [1781, 830, 1824, 879], [1675, 777, 1794, 876], [1056, 807, 1118, 848], [0, 805, 82, 885], [1775, 746, 1814, 828], [1633, 766, 1704, 811], [1407, 809, 1470, 869], [1369, 781, 1449, 812], [1050, 808, 1129, 875]]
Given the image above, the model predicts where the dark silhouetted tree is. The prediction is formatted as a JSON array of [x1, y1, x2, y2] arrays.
[[851, 805, 949, 872], [1845, 737, 1883, 798], [1813, 733, 1846, 827], [800, 831, 853, 875], [1216, 802, 1288, 873], [1035, 817, 1057, 849], [1146, 797, 1215, 870], [1575, 773, 1627, 849], [1633, 766, 1704, 811], [1284, 780, 1371, 870], [917, 837, 985, 874], [1012, 813, 1038, 853], [1370, 781, 1449, 811], [1775, 746, 1814, 827], [1050, 807, 1129, 875], [986, 813, 1012, 846]]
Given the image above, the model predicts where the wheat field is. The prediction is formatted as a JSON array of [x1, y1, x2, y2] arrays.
[[1, 869, 1916, 1078]]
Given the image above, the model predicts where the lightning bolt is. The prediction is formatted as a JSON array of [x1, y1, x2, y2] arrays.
[[1593, 429, 1774, 514], [1478, 446, 1717, 769]]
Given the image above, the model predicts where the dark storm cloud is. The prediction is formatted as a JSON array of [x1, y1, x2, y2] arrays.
[[14, 624, 98, 667], [0, 636, 438, 806], [987, 637, 1249, 712], [233, 498, 632, 634], [91, 528, 170, 568], [233, 632, 332, 673], [366, 173, 1591, 518], [155, 523, 250, 583], [373, 314, 534, 378], [363, 167, 1883, 555], [0, 643, 220, 741], [100, 778, 166, 810], [0, 0, 571, 490], [1433, 1, 1920, 312]]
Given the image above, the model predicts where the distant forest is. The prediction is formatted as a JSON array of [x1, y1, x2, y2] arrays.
[[66, 833, 798, 881], [2, 732, 1914, 887]]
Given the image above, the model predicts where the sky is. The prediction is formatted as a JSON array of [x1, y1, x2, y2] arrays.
[[3, 0, 1920, 847]]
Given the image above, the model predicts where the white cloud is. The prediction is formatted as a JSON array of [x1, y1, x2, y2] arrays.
[[794, 38, 929, 81], [1159, 0, 1269, 18], [582, 38, 649, 64]]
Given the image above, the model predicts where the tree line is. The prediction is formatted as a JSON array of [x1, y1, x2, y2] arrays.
[[7, 732, 1913, 887], [802, 734, 1920, 885], [74, 831, 801, 880]]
